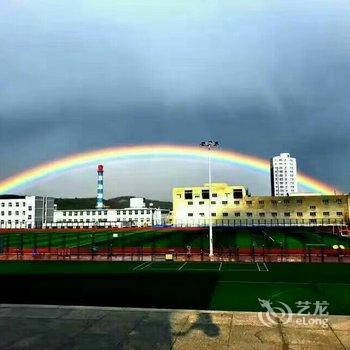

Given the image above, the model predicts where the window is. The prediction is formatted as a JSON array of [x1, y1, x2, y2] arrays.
[[310, 212, 317, 217], [140, 210, 144, 215], [310, 206, 316, 210], [310, 219, 317, 224], [296, 199, 303, 204], [104, 211, 108, 215], [211, 201, 216, 205], [199, 201, 204, 205], [22, 211, 25, 215], [8, 203, 12, 207], [199, 213, 205, 217], [184, 190, 193, 200], [188, 201, 193, 205], [233, 189, 243, 199], [0, 211, 4, 216], [0, 203, 4, 207], [297, 212, 303, 217], [86, 211, 90, 215], [211, 213, 216, 217], [63, 212, 66, 216], [8, 211, 11, 215], [246, 201, 252, 205], [259, 213, 265, 217], [258, 200, 264, 205], [16, 202, 19, 207], [223, 213, 228, 217], [271, 212, 278, 217], [337, 212, 343, 216], [202, 189, 209, 199], [284, 212, 290, 217], [234, 201, 240, 205], [80, 211, 84, 215], [336, 199, 342, 204], [28, 215, 32, 219], [15, 211, 19, 215], [68, 211, 72, 216], [74, 212, 78, 216], [188, 213, 193, 217], [323, 212, 330, 216], [212, 193, 217, 198], [234, 213, 240, 217], [246, 212, 252, 217], [176, 194, 182, 198], [283, 200, 290, 204], [28, 206, 32, 211], [222, 201, 228, 205], [322, 199, 329, 205], [271, 200, 277, 205]]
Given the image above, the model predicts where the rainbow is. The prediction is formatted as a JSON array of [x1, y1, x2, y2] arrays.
[[0, 144, 338, 195]]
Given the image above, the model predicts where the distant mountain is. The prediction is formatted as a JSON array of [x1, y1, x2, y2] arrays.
[[55, 196, 172, 210]]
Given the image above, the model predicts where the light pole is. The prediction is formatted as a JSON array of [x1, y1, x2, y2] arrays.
[[200, 140, 219, 258]]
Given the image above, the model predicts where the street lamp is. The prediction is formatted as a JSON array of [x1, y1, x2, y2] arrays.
[[200, 140, 219, 258]]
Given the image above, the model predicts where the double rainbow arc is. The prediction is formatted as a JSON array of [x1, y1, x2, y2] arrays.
[[0, 144, 337, 195]]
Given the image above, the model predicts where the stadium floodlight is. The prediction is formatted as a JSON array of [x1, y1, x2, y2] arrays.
[[200, 140, 219, 258]]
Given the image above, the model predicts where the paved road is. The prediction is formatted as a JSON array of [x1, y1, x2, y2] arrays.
[[0, 305, 348, 349]]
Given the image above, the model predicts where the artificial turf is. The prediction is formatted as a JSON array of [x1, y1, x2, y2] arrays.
[[0, 260, 349, 315]]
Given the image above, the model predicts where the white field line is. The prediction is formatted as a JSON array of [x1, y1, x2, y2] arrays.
[[219, 262, 222, 271], [178, 262, 187, 271], [256, 262, 261, 271], [263, 262, 269, 272], [132, 261, 148, 271], [139, 262, 153, 270]]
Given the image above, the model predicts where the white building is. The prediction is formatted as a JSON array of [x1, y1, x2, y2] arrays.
[[51, 197, 170, 228], [0, 195, 54, 229], [270, 153, 298, 196]]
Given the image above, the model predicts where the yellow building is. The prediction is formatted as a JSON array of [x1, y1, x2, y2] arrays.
[[172, 183, 350, 226]]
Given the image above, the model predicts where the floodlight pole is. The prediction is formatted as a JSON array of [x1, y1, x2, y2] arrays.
[[200, 141, 219, 259]]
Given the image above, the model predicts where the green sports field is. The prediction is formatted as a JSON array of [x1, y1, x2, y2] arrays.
[[0, 227, 349, 251], [0, 260, 349, 315]]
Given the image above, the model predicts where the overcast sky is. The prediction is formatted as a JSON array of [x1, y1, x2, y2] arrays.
[[0, 0, 349, 199]]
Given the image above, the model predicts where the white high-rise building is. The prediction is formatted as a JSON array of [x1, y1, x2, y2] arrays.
[[270, 153, 298, 196]]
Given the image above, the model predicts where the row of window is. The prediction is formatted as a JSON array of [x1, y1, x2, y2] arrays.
[[0, 220, 26, 224], [61, 209, 152, 216], [0, 202, 27, 208], [181, 189, 244, 200], [0, 211, 32, 219], [186, 199, 343, 206], [187, 212, 344, 217], [60, 217, 151, 223], [0, 203, 31, 209]]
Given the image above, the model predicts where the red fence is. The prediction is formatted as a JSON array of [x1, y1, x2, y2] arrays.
[[1, 247, 349, 263]]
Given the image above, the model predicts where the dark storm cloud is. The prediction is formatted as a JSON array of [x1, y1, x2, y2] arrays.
[[0, 0, 349, 193]]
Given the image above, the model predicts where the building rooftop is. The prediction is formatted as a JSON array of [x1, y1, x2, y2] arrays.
[[0, 194, 26, 199]]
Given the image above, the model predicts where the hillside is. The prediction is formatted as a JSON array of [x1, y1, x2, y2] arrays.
[[55, 196, 172, 210]]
